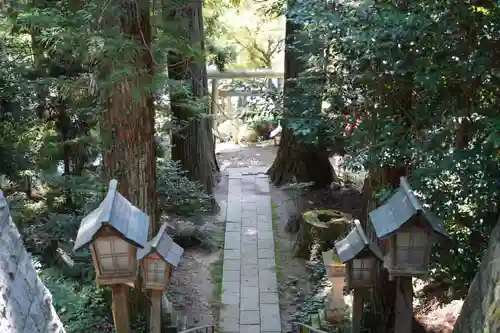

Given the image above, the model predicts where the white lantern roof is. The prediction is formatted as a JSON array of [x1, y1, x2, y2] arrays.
[[73, 179, 150, 251], [335, 220, 383, 263], [368, 176, 449, 241], [137, 223, 184, 267]]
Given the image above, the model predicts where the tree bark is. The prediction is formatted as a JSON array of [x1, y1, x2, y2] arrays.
[[268, 128, 335, 188], [293, 209, 350, 259], [165, 0, 219, 208], [100, 0, 158, 326], [267, 0, 335, 189]]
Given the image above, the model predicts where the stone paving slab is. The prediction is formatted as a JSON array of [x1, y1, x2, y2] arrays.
[[220, 168, 281, 333]]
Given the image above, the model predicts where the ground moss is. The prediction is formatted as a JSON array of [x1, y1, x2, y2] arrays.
[[209, 257, 223, 303], [210, 224, 225, 305], [271, 200, 282, 281]]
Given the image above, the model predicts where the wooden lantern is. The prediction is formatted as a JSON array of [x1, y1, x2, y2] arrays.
[[137, 223, 184, 290], [73, 179, 150, 333], [369, 176, 449, 278], [335, 220, 384, 333], [90, 226, 139, 286], [137, 223, 184, 333], [368, 176, 450, 333], [143, 253, 171, 289], [349, 257, 375, 287], [335, 220, 383, 290], [73, 179, 149, 286], [387, 223, 431, 275]]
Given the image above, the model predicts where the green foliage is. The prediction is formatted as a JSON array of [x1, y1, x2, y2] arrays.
[[282, 181, 313, 210], [234, 77, 283, 129], [39, 267, 112, 333], [281, 0, 500, 295], [204, 0, 239, 70], [209, 257, 223, 304], [157, 158, 213, 215], [1, 0, 236, 329]]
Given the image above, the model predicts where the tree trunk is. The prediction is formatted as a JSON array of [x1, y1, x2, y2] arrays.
[[293, 209, 351, 259], [165, 0, 219, 208], [100, 0, 158, 326], [363, 166, 407, 333], [267, 4, 335, 189], [268, 128, 335, 188], [363, 166, 433, 333]]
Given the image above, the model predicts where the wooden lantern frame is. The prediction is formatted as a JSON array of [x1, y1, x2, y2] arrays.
[[90, 226, 139, 286], [365, 176, 452, 333], [137, 222, 184, 292], [368, 177, 450, 279], [383, 222, 432, 278], [142, 253, 173, 290], [346, 254, 378, 290], [72, 179, 152, 333], [335, 220, 384, 291]]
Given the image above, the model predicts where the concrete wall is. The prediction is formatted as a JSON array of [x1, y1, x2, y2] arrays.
[[452, 216, 500, 333], [0, 196, 66, 333]]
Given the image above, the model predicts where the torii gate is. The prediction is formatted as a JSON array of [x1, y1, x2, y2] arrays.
[[207, 69, 284, 141]]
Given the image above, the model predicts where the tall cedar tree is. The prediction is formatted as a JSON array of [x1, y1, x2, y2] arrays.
[[266, 0, 335, 189], [101, 0, 158, 324], [166, 0, 219, 208]]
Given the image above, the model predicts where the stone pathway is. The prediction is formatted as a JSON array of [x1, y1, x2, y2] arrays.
[[220, 167, 281, 333]]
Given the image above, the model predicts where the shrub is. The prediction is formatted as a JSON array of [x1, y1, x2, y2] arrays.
[[39, 266, 112, 333], [156, 158, 212, 216]]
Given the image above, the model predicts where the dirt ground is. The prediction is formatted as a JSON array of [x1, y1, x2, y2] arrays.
[[165, 158, 229, 328], [271, 185, 312, 333], [167, 249, 221, 327]]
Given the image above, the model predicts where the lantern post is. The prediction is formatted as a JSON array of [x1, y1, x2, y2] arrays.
[[335, 220, 384, 333], [369, 177, 450, 333], [137, 223, 184, 333], [73, 180, 150, 333]]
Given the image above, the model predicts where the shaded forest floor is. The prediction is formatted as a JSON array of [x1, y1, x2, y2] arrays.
[[167, 142, 462, 332]]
